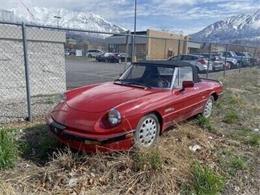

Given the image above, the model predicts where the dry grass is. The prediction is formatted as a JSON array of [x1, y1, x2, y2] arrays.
[[0, 68, 259, 194], [0, 124, 219, 194]]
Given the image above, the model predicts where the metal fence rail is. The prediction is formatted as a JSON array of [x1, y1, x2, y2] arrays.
[[0, 21, 259, 123]]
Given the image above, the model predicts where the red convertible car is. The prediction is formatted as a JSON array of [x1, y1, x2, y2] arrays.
[[47, 61, 223, 152]]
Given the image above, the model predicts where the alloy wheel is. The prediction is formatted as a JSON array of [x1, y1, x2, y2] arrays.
[[203, 96, 214, 118], [135, 115, 159, 148]]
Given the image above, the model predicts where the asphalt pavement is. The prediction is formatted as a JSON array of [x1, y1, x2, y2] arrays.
[[65, 56, 252, 89]]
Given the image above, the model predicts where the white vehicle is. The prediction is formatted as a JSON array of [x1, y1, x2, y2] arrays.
[[168, 54, 213, 73], [86, 49, 104, 58], [219, 52, 239, 68]]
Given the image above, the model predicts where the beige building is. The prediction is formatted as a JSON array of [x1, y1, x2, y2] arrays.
[[106, 29, 197, 61]]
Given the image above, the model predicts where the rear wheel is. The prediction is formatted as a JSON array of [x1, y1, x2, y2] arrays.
[[134, 114, 160, 148], [229, 62, 235, 69], [225, 62, 231, 70], [202, 96, 214, 118]]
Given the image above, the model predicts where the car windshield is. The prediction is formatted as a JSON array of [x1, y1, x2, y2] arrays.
[[115, 64, 175, 88]]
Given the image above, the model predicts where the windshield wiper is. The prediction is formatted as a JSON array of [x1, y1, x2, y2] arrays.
[[114, 79, 151, 89]]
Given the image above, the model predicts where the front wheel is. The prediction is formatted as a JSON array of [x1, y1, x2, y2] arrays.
[[134, 114, 160, 148], [202, 96, 214, 118]]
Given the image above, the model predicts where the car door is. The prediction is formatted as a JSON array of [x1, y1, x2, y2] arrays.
[[167, 66, 203, 122]]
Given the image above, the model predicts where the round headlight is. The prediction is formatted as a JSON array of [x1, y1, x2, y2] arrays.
[[108, 109, 121, 125]]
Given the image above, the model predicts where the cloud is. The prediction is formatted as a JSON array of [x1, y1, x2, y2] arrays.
[[0, 0, 259, 34]]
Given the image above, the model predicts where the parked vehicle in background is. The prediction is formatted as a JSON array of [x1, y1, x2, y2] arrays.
[[234, 52, 251, 67], [96, 52, 119, 63], [118, 53, 131, 62], [219, 51, 239, 69], [47, 60, 223, 152], [95, 52, 131, 63], [198, 53, 229, 71], [86, 49, 104, 58], [65, 50, 70, 56], [242, 52, 256, 65], [168, 54, 212, 73], [220, 51, 251, 68]]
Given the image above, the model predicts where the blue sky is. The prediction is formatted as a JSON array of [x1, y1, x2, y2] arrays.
[[1, 0, 260, 34]]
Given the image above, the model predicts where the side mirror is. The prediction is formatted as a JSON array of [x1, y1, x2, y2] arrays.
[[181, 81, 194, 91]]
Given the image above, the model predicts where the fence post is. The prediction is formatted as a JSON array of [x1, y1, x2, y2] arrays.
[[177, 39, 181, 55], [124, 31, 130, 70], [206, 43, 211, 78], [22, 22, 32, 122], [223, 44, 228, 78], [164, 39, 167, 59], [253, 47, 257, 67], [131, 34, 135, 63]]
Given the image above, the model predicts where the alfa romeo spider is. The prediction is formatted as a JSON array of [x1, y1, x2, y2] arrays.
[[47, 60, 223, 152]]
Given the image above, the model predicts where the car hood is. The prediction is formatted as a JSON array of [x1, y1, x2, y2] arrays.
[[66, 82, 156, 112]]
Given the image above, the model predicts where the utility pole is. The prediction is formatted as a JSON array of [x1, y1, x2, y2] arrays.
[[131, 0, 137, 63]]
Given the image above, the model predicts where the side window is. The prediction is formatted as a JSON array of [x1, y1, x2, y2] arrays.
[[182, 55, 191, 60], [127, 65, 145, 79], [173, 67, 193, 88], [158, 67, 174, 76], [223, 52, 231, 57]]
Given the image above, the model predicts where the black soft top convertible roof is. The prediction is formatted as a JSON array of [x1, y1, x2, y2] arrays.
[[134, 60, 201, 83]]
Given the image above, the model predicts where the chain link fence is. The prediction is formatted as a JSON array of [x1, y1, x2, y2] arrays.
[[0, 21, 259, 123]]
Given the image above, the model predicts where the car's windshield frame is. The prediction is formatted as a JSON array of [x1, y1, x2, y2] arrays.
[[115, 63, 196, 90]]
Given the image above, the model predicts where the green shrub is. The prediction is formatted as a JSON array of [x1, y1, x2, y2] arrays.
[[192, 162, 225, 195], [247, 134, 260, 146], [223, 110, 239, 124], [219, 151, 247, 176], [18, 125, 60, 162], [0, 129, 18, 169], [133, 149, 162, 171], [195, 116, 213, 131], [229, 156, 247, 174]]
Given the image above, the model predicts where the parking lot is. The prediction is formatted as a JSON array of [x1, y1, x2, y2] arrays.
[[66, 57, 128, 89], [65, 57, 248, 89]]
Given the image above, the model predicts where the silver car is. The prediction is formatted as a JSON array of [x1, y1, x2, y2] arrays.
[[86, 49, 104, 58], [168, 54, 212, 73]]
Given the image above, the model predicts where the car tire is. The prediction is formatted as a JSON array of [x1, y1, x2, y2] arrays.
[[202, 96, 214, 118], [229, 62, 235, 69], [195, 66, 200, 73], [225, 62, 231, 70], [88, 54, 92, 58], [134, 114, 160, 149]]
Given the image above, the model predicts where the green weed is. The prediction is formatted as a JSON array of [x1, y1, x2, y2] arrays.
[[0, 128, 18, 169]]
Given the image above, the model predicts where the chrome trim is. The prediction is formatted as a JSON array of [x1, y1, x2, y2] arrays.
[[171, 67, 179, 89]]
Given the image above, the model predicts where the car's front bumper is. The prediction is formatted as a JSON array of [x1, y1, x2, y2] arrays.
[[213, 64, 224, 70], [47, 115, 135, 153]]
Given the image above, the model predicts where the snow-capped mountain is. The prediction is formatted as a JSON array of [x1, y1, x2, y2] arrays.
[[192, 9, 260, 43], [8, 7, 126, 33]]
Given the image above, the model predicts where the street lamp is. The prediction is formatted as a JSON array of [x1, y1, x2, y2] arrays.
[[131, 0, 137, 63]]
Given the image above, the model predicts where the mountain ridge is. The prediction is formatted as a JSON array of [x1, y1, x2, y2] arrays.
[[3, 7, 126, 34], [191, 9, 260, 44]]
